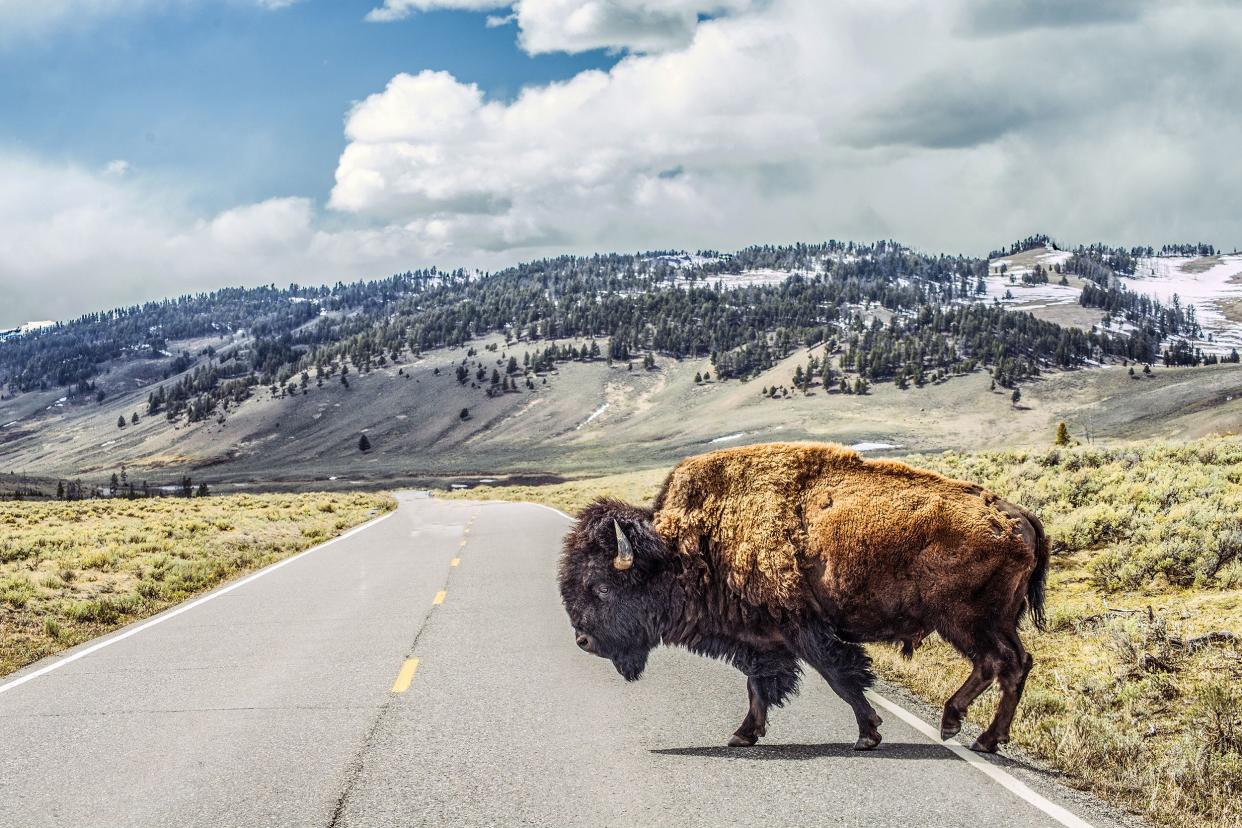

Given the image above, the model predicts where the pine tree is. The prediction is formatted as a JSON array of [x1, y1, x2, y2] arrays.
[[117, 415, 125, 429], [459, 408, 470, 421], [1011, 388, 1022, 407], [131, 412, 139, 425], [358, 434, 371, 452], [1054, 421, 1071, 446], [196, 482, 209, 497]]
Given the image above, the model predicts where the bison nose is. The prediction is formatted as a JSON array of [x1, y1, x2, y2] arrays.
[[576, 633, 595, 653]]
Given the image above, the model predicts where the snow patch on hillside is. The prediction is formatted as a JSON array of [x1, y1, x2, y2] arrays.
[[576, 403, 609, 430], [981, 247, 1079, 309], [679, 268, 806, 289], [850, 441, 901, 452], [977, 278, 1080, 308], [1120, 255, 1242, 350], [710, 432, 746, 443]]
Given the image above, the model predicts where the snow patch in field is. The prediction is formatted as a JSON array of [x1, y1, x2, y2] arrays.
[[1, 421, 17, 428], [100, 440, 116, 448], [850, 441, 901, 452], [710, 432, 746, 443], [575, 403, 609, 430]]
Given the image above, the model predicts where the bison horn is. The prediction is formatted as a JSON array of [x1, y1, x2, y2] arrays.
[[612, 520, 634, 570]]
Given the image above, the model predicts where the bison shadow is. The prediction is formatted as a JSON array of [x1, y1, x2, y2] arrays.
[[652, 742, 1023, 766]]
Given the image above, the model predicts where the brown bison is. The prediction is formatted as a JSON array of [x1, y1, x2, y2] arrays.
[[558, 442, 1048, 753]]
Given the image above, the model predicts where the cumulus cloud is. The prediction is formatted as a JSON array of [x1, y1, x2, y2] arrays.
[[0, 154, 492, 327], [366, 0, 760, 53], [333, 0, 1242, 260]]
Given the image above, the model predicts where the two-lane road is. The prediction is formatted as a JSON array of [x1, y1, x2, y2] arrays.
[[0, 494, 1130, 827]]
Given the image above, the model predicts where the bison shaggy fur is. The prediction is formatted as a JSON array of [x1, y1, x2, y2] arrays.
[[559, 442, 1049, 753]]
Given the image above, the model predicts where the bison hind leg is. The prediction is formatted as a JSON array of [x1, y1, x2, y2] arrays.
[[971, 639, 1034, 753]]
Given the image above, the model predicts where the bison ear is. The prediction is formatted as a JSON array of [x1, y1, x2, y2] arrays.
[[612, 520, 634, 570]]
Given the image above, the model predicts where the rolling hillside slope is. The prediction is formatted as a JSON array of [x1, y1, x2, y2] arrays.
[[4, 236, 1242, 489]]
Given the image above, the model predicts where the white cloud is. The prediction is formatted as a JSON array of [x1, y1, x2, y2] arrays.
[[335, 0, 1242, 258], [365, 0, 504, 24], [0, 154, 490, 327], [103, 159, 131, 177], [365, 0, 760, 53], [0, 0, 303, 43]]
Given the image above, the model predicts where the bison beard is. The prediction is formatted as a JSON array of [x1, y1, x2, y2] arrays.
[[558, 442, 1049, 754]]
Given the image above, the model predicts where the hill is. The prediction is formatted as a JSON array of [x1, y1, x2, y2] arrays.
[[3, 237, 1241, 491]]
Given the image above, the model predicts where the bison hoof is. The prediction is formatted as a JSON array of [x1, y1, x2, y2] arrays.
[[969, 736, 1000, 753], [853, 733, 882, 751], [939, 721, 961, 741], [728, 733, 758, 748]]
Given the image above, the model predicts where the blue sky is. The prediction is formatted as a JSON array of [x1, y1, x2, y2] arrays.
[[0, 2, 615, 214], [1, 1, 1240, 327]]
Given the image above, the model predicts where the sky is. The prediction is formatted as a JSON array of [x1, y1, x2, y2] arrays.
[[1, 0, 1241, 327]]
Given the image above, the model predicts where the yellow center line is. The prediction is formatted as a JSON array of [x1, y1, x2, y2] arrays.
[[433, 590, 447, 605], [391, 658, 419, 693], [450, 558, 460, 567]]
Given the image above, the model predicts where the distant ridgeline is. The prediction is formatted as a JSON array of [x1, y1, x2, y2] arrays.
[[0, 239, 1218, 424]]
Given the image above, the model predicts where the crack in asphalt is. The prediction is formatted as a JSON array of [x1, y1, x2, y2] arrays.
[[326, 546, 460, 828]]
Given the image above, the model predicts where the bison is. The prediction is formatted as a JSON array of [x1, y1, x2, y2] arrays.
[[558, 442, 1048, 753]]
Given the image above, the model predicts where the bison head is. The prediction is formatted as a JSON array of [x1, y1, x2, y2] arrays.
[[558, 498, 672, 681]]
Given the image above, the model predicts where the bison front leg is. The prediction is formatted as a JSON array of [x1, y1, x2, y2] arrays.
[[794, 628, 883, 751], [728, 655, 801, 748]]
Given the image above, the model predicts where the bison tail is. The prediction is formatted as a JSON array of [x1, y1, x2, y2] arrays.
[[1022, 508, 1050, 632]]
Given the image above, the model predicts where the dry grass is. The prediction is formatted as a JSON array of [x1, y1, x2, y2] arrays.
[[0, 492, 395, 677], [448, 439, 1242, 828], [441, 468, 669, 516]]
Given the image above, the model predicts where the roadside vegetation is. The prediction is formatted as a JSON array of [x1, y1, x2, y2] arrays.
[[444, 468, 667, 516], [448, 437, 1242, 828], [0, 492, 394, 677]]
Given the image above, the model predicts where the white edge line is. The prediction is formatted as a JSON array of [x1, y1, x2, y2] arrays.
[[867, 691, 1095, 828], [459, 497, 575, 523], [505, 499, 1093, 826], [525, 502, 576, 522], [0, 509, 399, 697]]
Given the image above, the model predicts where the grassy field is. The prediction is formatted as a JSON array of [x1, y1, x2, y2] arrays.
[[446, 439, 1242, 828], [0, 492, 394, 677]]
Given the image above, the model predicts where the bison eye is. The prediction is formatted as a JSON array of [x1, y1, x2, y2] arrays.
[[594, 583, 610, 596]]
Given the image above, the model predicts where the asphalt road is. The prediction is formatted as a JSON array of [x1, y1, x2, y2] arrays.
[[0, 494, 1134, 828]]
